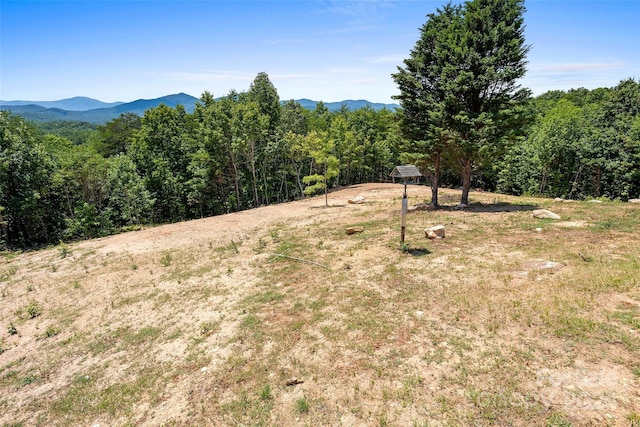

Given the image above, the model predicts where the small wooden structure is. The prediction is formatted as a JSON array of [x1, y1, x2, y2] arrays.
[[389, 165, 423, 246]]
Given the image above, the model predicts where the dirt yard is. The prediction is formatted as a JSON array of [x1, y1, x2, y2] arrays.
[[1, 183, 639, 426]]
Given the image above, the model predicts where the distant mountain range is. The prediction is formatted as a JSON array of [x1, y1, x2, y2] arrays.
[[0, 94, 399, 124]]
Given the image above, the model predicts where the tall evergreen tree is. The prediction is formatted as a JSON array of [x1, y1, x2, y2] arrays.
[[392, 3, 461, 207], [394, 0, 531, 206]]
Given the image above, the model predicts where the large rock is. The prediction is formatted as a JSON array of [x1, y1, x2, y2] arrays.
[[629, 199, 640, 203], [408, 203, 436, 213], [533, 209, 561, 220], [425, 225, 445, 239], [348, 196, 366, 204], [345, 226, 364, 235]]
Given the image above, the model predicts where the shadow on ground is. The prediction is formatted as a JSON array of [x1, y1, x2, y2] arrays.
[[438, 202, 538, 213], [404, 247, 431, 257]]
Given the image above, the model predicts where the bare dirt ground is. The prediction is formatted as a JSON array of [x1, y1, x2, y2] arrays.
[[1, 183, 639, 426]]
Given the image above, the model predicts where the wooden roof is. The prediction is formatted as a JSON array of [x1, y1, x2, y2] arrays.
[[389, 165, 422, 179]]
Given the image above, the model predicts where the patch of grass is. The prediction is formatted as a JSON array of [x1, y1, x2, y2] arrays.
[[295, 396, 309, 414], [199, 321, 217, 337], [42, 325, 61, 338], [627, 413, 640, 427], [17, 373, 37, 389], [51, 366, 164, 421], [259, 384, 272, 400], [0, 265, 18, 282], [215, 240, 241, 256], [546, 411, 573, 426], [57, 241, 70, 258], [25, 300, 43, 319], [159, 251, 173, 267], [242, 290, 285, 308]]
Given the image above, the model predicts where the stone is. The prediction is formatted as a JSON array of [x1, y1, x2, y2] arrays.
[[348, 196, 366, 204], [408, 203, 436, 213], [554, 197, 565, 202], [285, 377, 304, 386], [345, 226, 364, 235], [533, 209, 561, 220], [425, 225, 445, 239], [535, 228, 542, 232], [588, 199, 603, 203], [454, 203, 468, 210], [629, 199, 640, 203]]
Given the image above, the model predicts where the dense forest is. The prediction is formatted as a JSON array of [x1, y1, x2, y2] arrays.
[[1, 73, 639, 249]]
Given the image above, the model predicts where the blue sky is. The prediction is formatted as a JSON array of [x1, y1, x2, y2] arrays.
[[1, 0, 638, 103]]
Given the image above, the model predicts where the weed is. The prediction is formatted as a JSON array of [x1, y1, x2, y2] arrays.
[[546, 411, 572, 426], [199, 321, 217, 337], [295, 397, 309, 414], [43, 325, 61, 338], [72, 281, 81, 289], [254, 237, 267, 253], [131, 264, 138, 271], [159, 251, 173, 267], [633, 367, 640, 378], [627, 413, 640, 427], [259, 384, 272, 400], [26, 284, 35, 292], [8, 323, 17, 335], [18, 373, 37, 388], [57, 241, 70, 258], [26, 300, 42, 319]]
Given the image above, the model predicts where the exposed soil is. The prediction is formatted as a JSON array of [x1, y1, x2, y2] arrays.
[[1, 183, 638, 426]]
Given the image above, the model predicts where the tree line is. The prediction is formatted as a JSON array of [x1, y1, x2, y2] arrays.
[[0, 72, 401, 248], [1, 0, 638, 249], [2, 75, 637, 249]]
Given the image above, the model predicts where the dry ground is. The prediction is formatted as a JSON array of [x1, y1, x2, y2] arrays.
[[1, 183, 639, 426]]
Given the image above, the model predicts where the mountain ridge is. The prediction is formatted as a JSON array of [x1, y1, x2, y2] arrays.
[[1, 94, 399, 124], [0, 96, 124, 111]]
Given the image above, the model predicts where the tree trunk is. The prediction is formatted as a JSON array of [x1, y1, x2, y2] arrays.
[[460, 158, 473, 206], [251, 159, 259, 207], [568, 163, 584, 200], [324, 164, 329, 207], [431, 152, 441, 207], [230, 155, 240, 211], [262, 165, 270, 205], [294, 163, 304, 196]]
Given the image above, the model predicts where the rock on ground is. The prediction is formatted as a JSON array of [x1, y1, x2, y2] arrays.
[[408, 203, 436, 213], [425, 225, 445, 239], [345, 226, 364, 235], [533, 209, 561, 220]]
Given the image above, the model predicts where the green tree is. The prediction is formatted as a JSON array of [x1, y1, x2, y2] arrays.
[[94, 113, 142, 157], [301, 131, 340, 207], [129, 104, 195, 222], [0, 112, 64, 247], [394, 0, 531, 206], [106, 154, 154, 226], [392, 3, 461, 206]]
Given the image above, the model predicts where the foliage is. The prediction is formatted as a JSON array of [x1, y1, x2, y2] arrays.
[[300, 131, 340, 206], [393, 0, 531, 205], [498, 79, 640, 200], [2, 70, 638, 249]]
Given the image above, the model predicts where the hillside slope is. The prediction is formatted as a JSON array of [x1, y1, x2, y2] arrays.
[[1, 184, 638, 426]]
